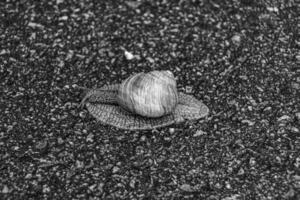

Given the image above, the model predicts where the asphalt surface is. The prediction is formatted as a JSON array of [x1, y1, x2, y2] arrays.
[[1, 0, 300, 199]]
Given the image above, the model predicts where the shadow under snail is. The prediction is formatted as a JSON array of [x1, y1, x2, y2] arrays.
[[80, 70, 209, 130]]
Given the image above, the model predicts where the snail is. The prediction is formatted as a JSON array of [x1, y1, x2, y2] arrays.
[[80, 70, 209, 130]]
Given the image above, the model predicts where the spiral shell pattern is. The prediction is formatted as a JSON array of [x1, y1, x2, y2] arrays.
[[117, 70, 178, 118]]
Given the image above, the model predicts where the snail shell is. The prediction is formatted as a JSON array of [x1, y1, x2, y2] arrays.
[[117, 70, 178, 118]]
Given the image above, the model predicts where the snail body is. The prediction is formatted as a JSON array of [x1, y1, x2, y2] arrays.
[[117, 70, 178, 118]]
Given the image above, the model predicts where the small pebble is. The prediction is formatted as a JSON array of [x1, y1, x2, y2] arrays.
[[76, 160, 84, 168], [98, 182, 104, 190], [125, 1, 142, 9], [223, 194, 240, 200], [57, 137, 64, 145], [231, 34, 241, 46], [185, 86, 193, 93], [112, 166, 120, 173], [215, 183, 222, 189], [193, 130, 206, 137], [295, 113, 300, 121], [291, 82, 300, 90], [169, 128, 175, 134], [59, 16, 68, 21], [146, 57, 155, 63], [79, 111, 86, 118], [296, 54, 300, 61], [277, 115, 291, 122], [25, 173, 32, 179], [124, 50, 134, 60], [267, 7, 279, 12], [43, 185, 50, 193], [2, 185, 9, 193], [180, 184, 193, 192], [140, 135, 146, 141], [88, 184, 97, 191], [35, 140, 48, 150], [249, 157, 256, 166], [0, 49, 9, 55], [28, 22, 44, 29], [86, 133, 94, 142], [293, 175, 300, 181], [225, 182, 232, 189], [290, 127, 299, 133], [129, 178, 136, 188], [238, 168, 245, 175], [241, 119, 255, 126]]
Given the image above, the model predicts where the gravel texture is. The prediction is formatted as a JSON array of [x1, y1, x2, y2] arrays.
[[1, 0, 300, 199]]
